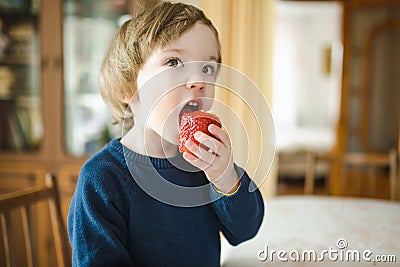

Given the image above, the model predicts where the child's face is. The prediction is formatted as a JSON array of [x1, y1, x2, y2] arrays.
[[132, 22, 219, 147]]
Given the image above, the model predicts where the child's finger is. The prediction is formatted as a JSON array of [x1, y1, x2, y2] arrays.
[[182, 151, 213, 171], [185, 140, 218, 165], [208, 124, 231, 148], [193, 131, 225, 156]]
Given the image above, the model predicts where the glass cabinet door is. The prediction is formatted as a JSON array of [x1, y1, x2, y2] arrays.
[[0, 0, 42, 151], [63, 0, 131, 156]]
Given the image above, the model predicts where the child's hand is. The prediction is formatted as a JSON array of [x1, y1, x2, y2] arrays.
[[182, 124, 241, 194]]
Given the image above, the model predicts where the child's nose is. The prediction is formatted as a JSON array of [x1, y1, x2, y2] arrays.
[[186, 81, 206, 91]]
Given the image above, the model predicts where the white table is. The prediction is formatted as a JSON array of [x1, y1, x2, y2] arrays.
[[221, 196, 400, 266]]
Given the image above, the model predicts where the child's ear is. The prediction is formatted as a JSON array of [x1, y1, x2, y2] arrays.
[[129, 93, 140, 106], [120, 93, 134, 104], [121, 91, 140, 114], [119, 87, 139, 105]]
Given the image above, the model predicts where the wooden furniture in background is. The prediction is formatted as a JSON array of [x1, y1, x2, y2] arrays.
[[305, 150, 399, 200], [0, 173, 70, 267], [0, 2, 81, 264], [0, 1, 146, 265], [329, 0, 400, 197]]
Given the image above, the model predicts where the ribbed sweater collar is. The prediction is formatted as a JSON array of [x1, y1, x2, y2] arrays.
[[108, 138, 187, 170]]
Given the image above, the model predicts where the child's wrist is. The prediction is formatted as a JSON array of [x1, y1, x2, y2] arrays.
[[212, 179, 242, 196]]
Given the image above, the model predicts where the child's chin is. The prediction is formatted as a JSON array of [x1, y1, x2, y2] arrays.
[[159, 132, 179, 146]]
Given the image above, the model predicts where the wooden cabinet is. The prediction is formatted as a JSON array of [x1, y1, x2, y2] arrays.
[[0, 0, 80, 218], [0, 0, 140, 265], [0, 1, 77, 266]]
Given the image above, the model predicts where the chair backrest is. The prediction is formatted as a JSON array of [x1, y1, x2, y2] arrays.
[[305, 150, 399, 200], [0, 173, 70, 267]]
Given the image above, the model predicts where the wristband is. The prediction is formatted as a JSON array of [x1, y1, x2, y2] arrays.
[[213, 179, 242, 196]]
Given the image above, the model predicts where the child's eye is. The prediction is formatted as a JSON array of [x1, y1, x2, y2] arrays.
[[201, 64, 215, 75], [166, 58, 183, 68]]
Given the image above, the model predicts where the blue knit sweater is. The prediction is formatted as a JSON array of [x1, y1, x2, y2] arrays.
[[68, 138, 264, 266]]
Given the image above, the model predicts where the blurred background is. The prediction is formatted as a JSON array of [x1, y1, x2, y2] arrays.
[[0, 0, 399, 266]]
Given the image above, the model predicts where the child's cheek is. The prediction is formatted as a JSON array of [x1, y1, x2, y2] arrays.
[[201, 86, 215, 111]]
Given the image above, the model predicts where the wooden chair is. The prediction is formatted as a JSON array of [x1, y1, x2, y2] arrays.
[[305, 150, 399, 200], [0, 173, 70, 267], [306, 123, 400, 199]]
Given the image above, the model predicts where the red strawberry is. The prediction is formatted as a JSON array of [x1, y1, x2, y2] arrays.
[[178, 110, 222, 154]]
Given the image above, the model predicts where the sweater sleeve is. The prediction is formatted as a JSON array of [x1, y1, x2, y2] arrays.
[[210, 164, 264, 246], [68, 163, 132, 267]]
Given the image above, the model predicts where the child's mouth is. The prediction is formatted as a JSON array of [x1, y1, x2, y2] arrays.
[[178, 99, 202, 124]]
